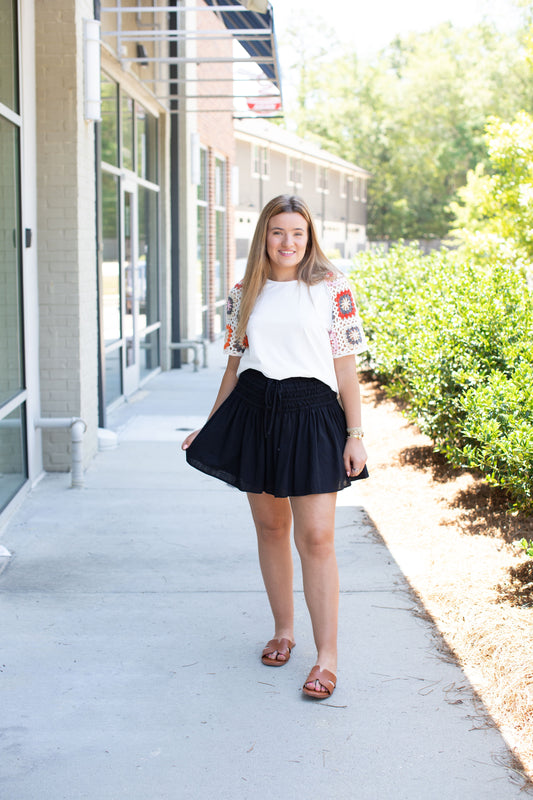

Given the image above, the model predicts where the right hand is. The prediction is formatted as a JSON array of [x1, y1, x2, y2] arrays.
[[181, 429, 201, 450]]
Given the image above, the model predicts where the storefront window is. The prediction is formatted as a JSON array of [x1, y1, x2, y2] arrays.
[[121, 93, 134, 171], [140, 330, 159, 380], [101, 75, 118, 167], [196, 147, 208, 338], [0, 9, 27, 511], [102, 172, 120, 344], [0, 404, 26, 511], [138, 186, 159, 327], [104, 347, 122, 406], [136, 104, 158, 183], [0, 117, 24, 405], [0, 0, 18, 113], [214, 157, 226, 336], [99, 73, 161, 410]]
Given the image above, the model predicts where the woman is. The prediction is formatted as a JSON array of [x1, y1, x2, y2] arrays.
[[182, 195, 368, 700]]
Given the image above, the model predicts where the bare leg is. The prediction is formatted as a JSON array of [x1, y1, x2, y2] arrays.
[[291, 493, 338, 693], [247, 492, 294, 662]]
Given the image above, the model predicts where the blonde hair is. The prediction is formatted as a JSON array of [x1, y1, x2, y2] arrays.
[[235, 195, 338, 343]]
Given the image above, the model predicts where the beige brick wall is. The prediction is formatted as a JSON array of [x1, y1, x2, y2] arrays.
[[36, 0, 98, 470]]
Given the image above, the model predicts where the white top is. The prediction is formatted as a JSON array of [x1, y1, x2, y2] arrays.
[[224, 274, 367, 393]]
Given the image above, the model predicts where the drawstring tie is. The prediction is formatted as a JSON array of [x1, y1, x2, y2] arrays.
[[264, 379, 283, 438]]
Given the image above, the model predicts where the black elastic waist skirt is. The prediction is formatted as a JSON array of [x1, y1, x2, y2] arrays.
[[185, 369, 369, 497]]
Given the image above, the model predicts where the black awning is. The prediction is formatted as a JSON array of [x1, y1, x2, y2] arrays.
[[203, 0, 281, 91]]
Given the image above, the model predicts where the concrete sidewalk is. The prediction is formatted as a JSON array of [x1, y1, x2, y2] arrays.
[[0, 346, 527, 799]]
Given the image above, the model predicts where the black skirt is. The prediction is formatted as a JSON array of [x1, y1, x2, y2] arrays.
[[185, 369, 369, 497]]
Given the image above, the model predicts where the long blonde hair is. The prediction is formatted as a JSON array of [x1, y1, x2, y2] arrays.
[[234, 195, 338, 343]]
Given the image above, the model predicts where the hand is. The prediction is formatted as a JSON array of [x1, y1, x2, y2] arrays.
[[181, 429, 201, 450], [343, 437, 367, 477]]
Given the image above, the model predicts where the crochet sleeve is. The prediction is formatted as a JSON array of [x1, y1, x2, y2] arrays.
[[223, 282, 248, 355], [326, 275, 368, 358]]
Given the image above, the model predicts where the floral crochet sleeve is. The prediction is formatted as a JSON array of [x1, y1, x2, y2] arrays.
[[326, 274, 368, 358], [223, 282, 248, 355]]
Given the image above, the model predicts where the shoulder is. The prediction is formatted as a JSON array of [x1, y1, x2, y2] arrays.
[[322, 272, 354, 296]]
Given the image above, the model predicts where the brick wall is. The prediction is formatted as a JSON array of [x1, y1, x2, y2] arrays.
[[196, 1, 235, 161], [194, 1, 235, 340], [35, 0, 98, 470]]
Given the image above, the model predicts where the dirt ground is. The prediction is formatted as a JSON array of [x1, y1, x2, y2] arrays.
[[357, 376, 533, 782]]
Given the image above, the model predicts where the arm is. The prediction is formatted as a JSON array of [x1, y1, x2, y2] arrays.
[[181, 355, 241, 450], [334, 354, 368, 477]]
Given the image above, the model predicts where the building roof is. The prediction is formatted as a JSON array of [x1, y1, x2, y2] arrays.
[[234, 119, 371, 176]]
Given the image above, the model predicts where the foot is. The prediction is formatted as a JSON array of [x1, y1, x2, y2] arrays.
[[261, 637, 295, 666], [302, 665, 337, 699]]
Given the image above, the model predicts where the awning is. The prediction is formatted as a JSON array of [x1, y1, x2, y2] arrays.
[[100, 2, 282, 116], [203, 0, 281, 89]]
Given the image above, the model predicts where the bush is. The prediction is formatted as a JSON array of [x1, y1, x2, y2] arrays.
[[350, 244, 533, 510]]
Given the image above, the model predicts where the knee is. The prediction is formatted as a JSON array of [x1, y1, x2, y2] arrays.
[[254, 516, 291, 542], [295, 527, 335, 560]]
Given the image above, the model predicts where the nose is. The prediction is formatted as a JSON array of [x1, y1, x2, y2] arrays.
[[281, 233, 293, 247]]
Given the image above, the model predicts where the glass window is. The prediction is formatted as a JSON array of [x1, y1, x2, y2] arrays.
[[121, 93, 134, 171], [215, 158, 225, 207], [318, 166, 328, 192], [252, 145, 260, 176], [138, 186, 159, 329], [0, 117, 24, 406], [261, 147, 270, 178], [289, 156, 302, 186], [98, 76, 161, 409], [104, 348, 122, 406], [214, 156, 227, 336], [197, 147, 207, 202], [101, 74, 118, 167], [101, 172, 120, 344], [214, 210, 225, 335], [196, 204, 207, 337], [0, 0, 18, 113], [136, 104, 157, 182], [123, 191, 135, 366], [0, 404, 27, 509], [140, 330, 159, 380], [196, 148, 208, 338]]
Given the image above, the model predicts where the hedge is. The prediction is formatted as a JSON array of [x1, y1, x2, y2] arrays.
[[350, 245, 533, 510]]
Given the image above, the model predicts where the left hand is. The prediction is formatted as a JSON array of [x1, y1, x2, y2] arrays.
[[343, 437, 367, 477]]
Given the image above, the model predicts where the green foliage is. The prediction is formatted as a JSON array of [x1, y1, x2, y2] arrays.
[[520, 539, 533, 557], [283, 20, 533, 240], [350, 245, 533, 510], [450, 111, 533, 267]]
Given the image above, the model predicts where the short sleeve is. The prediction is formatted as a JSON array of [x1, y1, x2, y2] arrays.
[[223, 282, 248, 355], [326, 275, 368, 358]]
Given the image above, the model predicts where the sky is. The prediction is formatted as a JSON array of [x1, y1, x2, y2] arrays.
[[272, 0, 523, 58], [233, 0, 524, 113]]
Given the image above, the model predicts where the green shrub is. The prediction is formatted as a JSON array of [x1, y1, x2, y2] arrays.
[[350, 244, 533, 510]]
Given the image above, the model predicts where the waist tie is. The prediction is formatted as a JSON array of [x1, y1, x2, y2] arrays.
[[264, 378, 283, 438]]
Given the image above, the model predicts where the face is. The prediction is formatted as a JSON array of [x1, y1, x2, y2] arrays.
[[265, 212, 309, 280]]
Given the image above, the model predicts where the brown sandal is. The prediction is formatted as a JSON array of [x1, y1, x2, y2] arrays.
[[261, 638, 295, 667], [302, 665, 337, 699]]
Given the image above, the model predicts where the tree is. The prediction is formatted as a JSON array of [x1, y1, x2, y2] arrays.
[[283, 20, 533, 240], [450, 110, 533, 268]]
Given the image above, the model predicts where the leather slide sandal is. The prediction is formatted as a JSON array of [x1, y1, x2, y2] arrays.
[[261, 637, 295, 666], [302, 665, 337, 699]]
